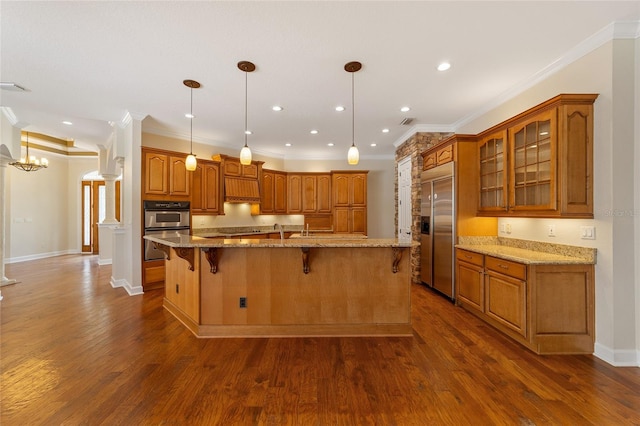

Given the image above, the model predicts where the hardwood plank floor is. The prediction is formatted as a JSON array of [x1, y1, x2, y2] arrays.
[[2, 254, 639, 425]]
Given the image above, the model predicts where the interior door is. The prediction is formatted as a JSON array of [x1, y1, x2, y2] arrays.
[[398, 156, 412, 241], [81, 180, 121, 254]]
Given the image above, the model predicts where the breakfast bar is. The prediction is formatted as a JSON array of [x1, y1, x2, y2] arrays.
[[143, 234, 415, 337]]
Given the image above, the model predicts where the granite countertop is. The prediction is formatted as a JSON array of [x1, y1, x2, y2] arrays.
[[193, 226, 302, 239], [456, 237, 596, 265], [144, 234, 416, 249]]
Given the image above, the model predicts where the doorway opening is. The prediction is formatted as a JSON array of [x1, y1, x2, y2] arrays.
[[81, 172, 121, 254]]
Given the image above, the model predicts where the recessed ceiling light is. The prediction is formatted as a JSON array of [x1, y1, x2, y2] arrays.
[[245, 130, 252, 135], [285, 143, 292, 147], [400, 106, 410, 112], [437, 62, 451, 71], [272, 106, 283, 111], [185, 113, 194, 119], [335, 106, 345, 112], [310, 129, 318, 134], [62, 121, 73, 126], [370, 143, 377, 147], [382, 128, 389, 133], [327, 143, 334, 147]]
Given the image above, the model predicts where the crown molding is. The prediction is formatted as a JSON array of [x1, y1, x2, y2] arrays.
[[392, 124, 455, 148]]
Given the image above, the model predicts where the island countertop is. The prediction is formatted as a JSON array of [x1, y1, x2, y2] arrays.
[[144, 234, 415, 249]]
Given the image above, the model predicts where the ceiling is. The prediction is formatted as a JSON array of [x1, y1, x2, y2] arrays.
[[2, 1, 639, 161]]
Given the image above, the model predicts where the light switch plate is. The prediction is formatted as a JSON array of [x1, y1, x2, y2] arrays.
[[581, 226, 596, 240]]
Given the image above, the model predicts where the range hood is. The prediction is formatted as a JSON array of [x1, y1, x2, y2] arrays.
[[224, 177, 261, 203]]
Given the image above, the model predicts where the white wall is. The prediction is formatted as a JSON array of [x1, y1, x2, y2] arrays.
[[457, 38, 639, 365], [6, 153, 98, 262]]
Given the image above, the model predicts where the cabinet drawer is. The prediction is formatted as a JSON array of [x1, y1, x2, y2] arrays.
[[456, 249, 484, 267], [486, 256, 526, 280]]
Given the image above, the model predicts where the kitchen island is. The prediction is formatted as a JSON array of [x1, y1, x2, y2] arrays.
[[143, 234, 415, 337]]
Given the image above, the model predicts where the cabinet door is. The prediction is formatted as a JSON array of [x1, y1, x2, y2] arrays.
[[333, 174, 350, 206], [436, 144, 454, 165], [423, 152, 437, 170], [169, 156, 190, 196], [287, 174, 303, 213], [478, 131, 507, 212], [302, 175, 317, 213], [351, 174, 367, 206], [273, 172, 288, 213], [350, 207, 367, 234], [203, 162, 221, 213], [485, 271, 527, 337], [191, 163, 205, 212], [333, 207, 350, 233], [456, 260, 484, 312], [508, 109, 557, 212], [316, 174, 332, 213], [144, 151, 169, 195], [261, 171, 275, 213]]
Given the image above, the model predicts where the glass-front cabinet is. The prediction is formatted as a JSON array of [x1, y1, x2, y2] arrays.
[[509, 109, 556, 212], [479, 131, 507, 212], [477, 94, 596, 218]]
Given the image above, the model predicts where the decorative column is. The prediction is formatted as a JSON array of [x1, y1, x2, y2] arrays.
[[0, 153, 17, 298], [101, 173, 119, 224]]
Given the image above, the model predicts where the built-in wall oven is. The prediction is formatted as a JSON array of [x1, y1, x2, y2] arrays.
[[143, 200, 190, 261]]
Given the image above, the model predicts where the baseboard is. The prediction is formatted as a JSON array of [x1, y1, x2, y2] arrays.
[[110, 276, 143, 296], [98, 258, 112, 266], [594, 342, 640, 367], [6, 249, 76, 264]]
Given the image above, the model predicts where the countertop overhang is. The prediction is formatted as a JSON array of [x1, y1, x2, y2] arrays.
[[144, 234, 415, 249]]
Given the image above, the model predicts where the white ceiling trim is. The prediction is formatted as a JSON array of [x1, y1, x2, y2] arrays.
[[392, 124, 456, 148]]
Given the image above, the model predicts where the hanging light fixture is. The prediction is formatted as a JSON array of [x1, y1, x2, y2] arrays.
[[183, 79, 201, 171], [10, 132, 48, 172], [345, 61, 362, 165], [238, 61, 255, 165]]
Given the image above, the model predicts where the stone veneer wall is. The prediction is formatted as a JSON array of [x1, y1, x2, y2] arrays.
[[395, 132, 453, 285]]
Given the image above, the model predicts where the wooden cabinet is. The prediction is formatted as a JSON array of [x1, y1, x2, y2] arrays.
[[455, 248, 594, 354], [332, 171, 367, 234], [143, 148, 191, 199], [484, 256, 527, 338], [477, 94, 597, 218], [287, 173, 332, 215], [423, 143, 455, 171], [191, 160, 222, 214], [261, 169, 288, 214], [455, 249, 484, 313]]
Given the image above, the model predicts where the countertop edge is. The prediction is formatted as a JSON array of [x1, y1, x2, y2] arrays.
[[456, 244, 595, 265]]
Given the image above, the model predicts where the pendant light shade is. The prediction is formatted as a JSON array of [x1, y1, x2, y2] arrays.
[[183, 79, 201, 172], [345, 61, 362, 165], [238, 61, 256, 165]]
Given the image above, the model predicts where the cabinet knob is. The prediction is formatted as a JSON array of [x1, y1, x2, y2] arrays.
[[499, 264, 509, 270]]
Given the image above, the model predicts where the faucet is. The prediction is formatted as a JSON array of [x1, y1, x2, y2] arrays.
[[274, 223, 284, 240]]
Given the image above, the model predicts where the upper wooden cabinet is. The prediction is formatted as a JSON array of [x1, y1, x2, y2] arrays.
[[332, 171, 368, 234], [143, 148, 190, 199], [477, 94, 597, 218], [261, 169, 287, 214], [191, 160, 222, 215], [287, 173, 332, 214], [423, 143, 455, 171]]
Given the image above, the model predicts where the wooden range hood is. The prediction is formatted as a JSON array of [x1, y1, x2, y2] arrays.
[[212, 154, 264, 204]]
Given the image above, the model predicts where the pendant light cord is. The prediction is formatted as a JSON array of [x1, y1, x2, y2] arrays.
[[190, 87, 193, 154], [244, 71, 248, 148], [351, 72, 355, 147]]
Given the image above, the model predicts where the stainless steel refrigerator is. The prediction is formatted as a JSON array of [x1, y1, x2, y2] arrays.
[[420, 162, 455, 300]]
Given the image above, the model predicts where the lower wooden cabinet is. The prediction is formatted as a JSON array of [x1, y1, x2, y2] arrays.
[[455, 248, 594, 354]]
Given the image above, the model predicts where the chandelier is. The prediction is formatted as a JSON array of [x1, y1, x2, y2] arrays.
[[10, 132, 48, 172]]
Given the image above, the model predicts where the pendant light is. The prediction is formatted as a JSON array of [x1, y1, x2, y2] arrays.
[[345, 61, 362, 165], [238, 61, 255, 165], [10, 132, 48, 172], [183, 79, 201, 172]]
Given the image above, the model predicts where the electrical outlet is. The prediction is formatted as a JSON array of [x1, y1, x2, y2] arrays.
[[547, 225, 556, 237], [505, 223, 512, 234], [239, 297, 247, 308]]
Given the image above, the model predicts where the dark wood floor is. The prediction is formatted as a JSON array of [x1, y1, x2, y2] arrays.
[[2, 255, 639, 425]]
